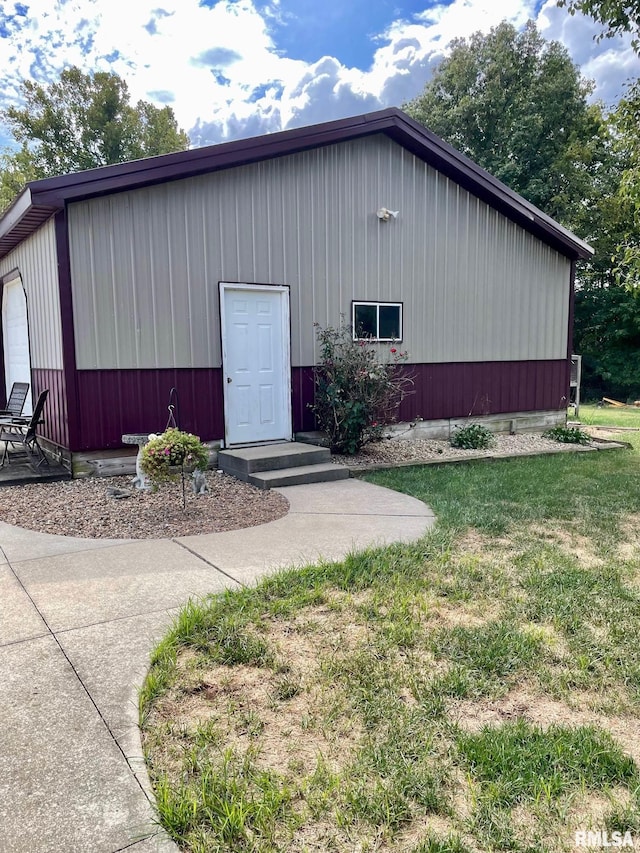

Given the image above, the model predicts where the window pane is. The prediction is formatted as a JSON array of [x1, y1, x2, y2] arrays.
[[354, 304, 377, 338], [379, 305, 400, 339]]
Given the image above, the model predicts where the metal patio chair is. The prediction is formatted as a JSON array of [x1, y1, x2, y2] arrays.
[[0, 389, 49, 467], [0, 382, 29, 417]]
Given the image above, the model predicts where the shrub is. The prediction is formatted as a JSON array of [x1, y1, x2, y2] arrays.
[[544, 425, 591, 445], [140, 428, 209, 486], [311, 322, 414, 455], [450, 423, 494, 450]]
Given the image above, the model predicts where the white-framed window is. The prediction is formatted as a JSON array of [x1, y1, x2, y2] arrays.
[[352, 301, 403, 341]]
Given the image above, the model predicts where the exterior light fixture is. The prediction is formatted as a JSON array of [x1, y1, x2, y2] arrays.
[[376, 207, 399, 221]]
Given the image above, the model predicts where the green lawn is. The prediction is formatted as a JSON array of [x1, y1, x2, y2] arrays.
[[140, 423, 640, 852], [577, 403, 640, 451]]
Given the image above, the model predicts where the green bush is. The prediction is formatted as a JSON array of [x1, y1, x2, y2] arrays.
[[450, 423, 494, 450], [311, 322, 413, 455], [544, 425, 591, 445]]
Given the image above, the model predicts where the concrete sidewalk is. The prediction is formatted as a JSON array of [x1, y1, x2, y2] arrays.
[[0, 478, 434, 853]]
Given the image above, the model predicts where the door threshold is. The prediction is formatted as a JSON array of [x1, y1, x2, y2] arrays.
[[225, 438, 293, 449]]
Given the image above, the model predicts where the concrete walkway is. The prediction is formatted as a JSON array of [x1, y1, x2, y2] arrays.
[[0, 478, 434, 853]]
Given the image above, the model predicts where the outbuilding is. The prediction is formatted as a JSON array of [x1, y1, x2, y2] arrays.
[[0, 107, 593, 473]]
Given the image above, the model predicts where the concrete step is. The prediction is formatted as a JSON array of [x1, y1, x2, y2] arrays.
[[294, 431, 330, 447], [218, 442, 330, 476], [248, 462, 350, 490]]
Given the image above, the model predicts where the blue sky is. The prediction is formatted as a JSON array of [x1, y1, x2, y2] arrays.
[[0, 0, 637, 151], [250, 0, 449, 68]]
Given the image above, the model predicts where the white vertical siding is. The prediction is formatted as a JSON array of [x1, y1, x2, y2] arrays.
[[0, 218, 63, 369], [68, 134, 570, 370]]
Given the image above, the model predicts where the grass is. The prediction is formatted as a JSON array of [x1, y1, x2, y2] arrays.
[[364, 441, 640, 542], [577, 403, 640, 450], [456, 722, 638, 806], [140, 409, 640, 852]]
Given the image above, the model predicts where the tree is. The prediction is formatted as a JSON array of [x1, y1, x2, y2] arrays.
[[403, 20, 640, 399], [403, 21, 605, 227], [555, 1, 640, 289], [574, 283, 640, 400], [556, 0, 640, 50], [1, 67, 189, 180], [0, 145, 38, 212], [608, 80, 640, 289]]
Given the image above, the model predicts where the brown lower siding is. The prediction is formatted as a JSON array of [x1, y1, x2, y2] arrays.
[[31, 367, 68, 449], [72, 360, 569, 452], [74, 368, 225, 451], [399, 360, 570, 423]]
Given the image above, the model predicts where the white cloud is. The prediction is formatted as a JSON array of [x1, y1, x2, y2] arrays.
[[359, 0, 538, 111], [0, 0, 636, 151], [194, 0, 550, 142], [416, 0, 537, 36], [537, 0, 637, 107]]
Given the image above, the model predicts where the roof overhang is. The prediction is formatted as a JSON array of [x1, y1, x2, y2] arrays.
[[0, 108, 594, 262], [0, 187, 61, 258]]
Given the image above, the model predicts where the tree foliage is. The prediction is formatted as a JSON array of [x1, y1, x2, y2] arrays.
[[557, 0, 640, 50], [556, 0, 640, 275], [0, 66, 189, 209], [570, 89, 639, 397], [0, 146, 38, 212], [610, 80, 640, 288], [403, 21, 604, 227], [403, 17, 640, 399], [574, 284, 640, 400]]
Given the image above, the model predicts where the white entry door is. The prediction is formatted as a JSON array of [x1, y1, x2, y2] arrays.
[[2, 277, 32, 415], [220, 283, 292, 446]]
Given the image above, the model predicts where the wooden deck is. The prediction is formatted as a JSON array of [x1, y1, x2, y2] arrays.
[[0, 457, 71, 487]]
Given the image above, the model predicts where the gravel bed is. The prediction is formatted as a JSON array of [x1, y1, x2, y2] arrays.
[[0, 471, 289, 539], [0, 433, 611, 540], [332, 432, 603, 468]]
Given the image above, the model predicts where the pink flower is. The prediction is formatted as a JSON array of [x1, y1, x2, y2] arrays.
[[164, 447, 171, 455], [390, 347, 397, 354]]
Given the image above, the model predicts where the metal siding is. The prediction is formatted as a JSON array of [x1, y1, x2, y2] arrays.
[[75, 368, 225, 451], [292, 366, 316, 433], [300, 359, 569, 430], [73, 360, 566, 450], [395, 361, 569, 422], [0, 218, 63, 370], [31, 367, 68, 448], [68, 134, 570, 371]]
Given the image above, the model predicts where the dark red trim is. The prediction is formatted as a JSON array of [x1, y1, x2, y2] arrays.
[[396, 361, 569, 422], [0, 273, 8, 405], [0, 205, 59, 258], [297, 361, 569, 433], [73, 360, 568, 452], [0, 267, 22, 285], [54, 209, 80, 451], [32, 368, 68, 448], [292, 367, 316, 433], [0, 269, 35, 411], [567, 260, 576, 361], [75, 368, 225, 451], [566, 259, 576, 402], [1, 108, 592, 262]]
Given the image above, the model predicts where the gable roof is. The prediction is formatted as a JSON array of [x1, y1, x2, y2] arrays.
[[0, 107, 593, 261]]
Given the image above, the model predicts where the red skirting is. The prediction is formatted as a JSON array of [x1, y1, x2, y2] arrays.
[[71, 360, 569, 452]]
